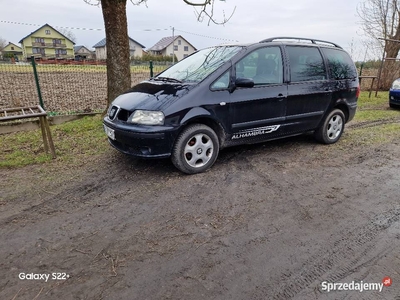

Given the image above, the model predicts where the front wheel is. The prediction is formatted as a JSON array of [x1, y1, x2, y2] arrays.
[[171, 124, 219, 174], [314, 109, 345, 144]]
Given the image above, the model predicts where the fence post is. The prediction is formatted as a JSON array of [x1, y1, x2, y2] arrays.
[[31, 56, 45, 110], [149, 60, 153, 78]]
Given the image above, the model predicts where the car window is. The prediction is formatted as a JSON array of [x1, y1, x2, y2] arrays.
[[320, 48, 357, 80], [157, 46, 242, 83], [287, 46, 326, 82], [211, 70, 230, 90], [392, 78, 400, 89], [235, 47, 283, 85]]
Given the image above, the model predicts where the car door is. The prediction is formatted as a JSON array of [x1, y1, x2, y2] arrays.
[[229, 46, 287, 141], [285, 46, 332, 133]]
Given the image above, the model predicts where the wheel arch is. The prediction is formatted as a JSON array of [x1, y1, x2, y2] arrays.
[[334, 102, 350, 122], [179, 108, 227, 148]]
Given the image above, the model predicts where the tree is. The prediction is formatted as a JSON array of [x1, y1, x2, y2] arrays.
[[0, 36, 6, 51], [358, 0, 400, 89], [57, 28, 77, 43], [85, 0, 234, 105]]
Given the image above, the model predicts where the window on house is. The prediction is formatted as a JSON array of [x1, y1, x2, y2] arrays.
[[183, 54, 188, 58], [45, 30, 51, 35], [174, 45, 178, 51], [184, 46, 189, 52], [178, 40, 181, 45], [34, 38, 45, 43], [55, 49, 67, 55], [11, 47, 14, 50], [32, 48, 45, 55], [53, 39, 62, 44]]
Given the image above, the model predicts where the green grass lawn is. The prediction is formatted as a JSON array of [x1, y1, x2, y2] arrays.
[[0, 115, 109, 168], [0, 91, 399, 168]]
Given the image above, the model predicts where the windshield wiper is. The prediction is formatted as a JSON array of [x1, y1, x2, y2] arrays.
[[153, 76, 183, 83]]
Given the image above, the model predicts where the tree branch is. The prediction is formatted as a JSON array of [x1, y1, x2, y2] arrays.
[[182, 0, 211, 6]]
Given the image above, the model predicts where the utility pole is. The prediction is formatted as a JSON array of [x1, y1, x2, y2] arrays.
[[172, 26, 175, 64]]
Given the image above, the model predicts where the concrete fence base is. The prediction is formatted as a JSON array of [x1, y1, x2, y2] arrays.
[[0, 113, 101, 135]]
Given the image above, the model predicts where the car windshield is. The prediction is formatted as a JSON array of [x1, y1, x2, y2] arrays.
[[392, 78, 400, 90], [155, 46, 243, 83]]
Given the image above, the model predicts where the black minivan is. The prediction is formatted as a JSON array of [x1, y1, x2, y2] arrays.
[[103, 37, 360, 174]]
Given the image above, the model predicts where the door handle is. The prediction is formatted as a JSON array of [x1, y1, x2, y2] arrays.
[[277, 94, 286, 101]]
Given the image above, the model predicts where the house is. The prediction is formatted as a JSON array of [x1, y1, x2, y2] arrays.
[[74, 45, 95, 60], [148, 35, 197, 61], [93, 37, 145, 60], [19, 24, 75, 60], [1, 42, 23, 61]]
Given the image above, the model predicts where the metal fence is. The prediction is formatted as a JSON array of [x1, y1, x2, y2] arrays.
[[0, 59, 171, 115]]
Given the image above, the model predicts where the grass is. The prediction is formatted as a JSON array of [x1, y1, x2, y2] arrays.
[[1, 91, 400, 168], [353, 91, 400, 122], [0, 115, 109, 168]]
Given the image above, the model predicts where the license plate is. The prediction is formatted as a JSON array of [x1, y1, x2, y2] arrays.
[[104, 125, 115, 140]]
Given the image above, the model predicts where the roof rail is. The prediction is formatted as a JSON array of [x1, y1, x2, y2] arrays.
[[260, 37, 342, 49]]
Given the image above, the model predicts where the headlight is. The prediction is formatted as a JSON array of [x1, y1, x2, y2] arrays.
[[129, 110, 165, 125]]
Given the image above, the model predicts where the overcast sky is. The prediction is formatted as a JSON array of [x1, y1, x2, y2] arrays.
[[0, 0, 369, 60]]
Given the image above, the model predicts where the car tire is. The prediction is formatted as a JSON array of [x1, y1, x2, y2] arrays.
[[171, 124, 219, 174], [390, 103, 398, 109], [314, 109, 345, 144]]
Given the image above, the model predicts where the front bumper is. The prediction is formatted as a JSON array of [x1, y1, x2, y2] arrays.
[[389, 90, 400, 106], [103, 117, 178, 158]]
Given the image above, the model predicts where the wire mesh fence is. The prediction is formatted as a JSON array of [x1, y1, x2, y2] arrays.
[[0, 60, 171, 115]]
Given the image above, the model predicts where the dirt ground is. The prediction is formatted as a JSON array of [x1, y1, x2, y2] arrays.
[[1, 124, 400, 300]]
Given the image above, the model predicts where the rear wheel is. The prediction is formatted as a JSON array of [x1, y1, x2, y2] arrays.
[[171, 124, 219, 174], [314, 109, 345, 144]]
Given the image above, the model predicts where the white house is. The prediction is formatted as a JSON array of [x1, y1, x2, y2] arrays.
[[93, 37, 145, 60], [148, 35, 197, 61]]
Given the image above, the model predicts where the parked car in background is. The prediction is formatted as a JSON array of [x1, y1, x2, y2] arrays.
[[103, 37, 360, 174], [389, 78, 400, 108]]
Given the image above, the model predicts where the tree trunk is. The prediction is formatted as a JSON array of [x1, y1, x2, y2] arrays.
[[380, 41, 400, 90], [101, 0, 131, 105]]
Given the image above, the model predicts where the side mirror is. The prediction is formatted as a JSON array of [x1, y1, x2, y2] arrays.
[[235, 78, 255, 88]]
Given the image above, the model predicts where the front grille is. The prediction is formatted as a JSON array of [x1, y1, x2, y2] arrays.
[[117, 109, 130, 121], [109, 106, 118, 120]]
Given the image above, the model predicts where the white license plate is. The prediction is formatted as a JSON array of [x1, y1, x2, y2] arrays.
[[104, 125, 115, 140]]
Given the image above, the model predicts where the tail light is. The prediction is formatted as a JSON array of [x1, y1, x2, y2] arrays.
[[356, 85, 360, 98]]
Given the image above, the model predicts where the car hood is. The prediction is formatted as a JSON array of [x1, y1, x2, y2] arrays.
[[112, 81, 195, 111]]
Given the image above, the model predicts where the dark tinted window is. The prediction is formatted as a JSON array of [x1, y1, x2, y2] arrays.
[[236, 47, 283, 85], [321, 48, 357, 79], [287, 46, 326, 82]]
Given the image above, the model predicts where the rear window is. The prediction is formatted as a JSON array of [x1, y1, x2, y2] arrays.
[[321, 48, 357, 80]]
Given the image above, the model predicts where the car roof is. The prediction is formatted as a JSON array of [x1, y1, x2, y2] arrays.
[[215, 37, 343, 51]]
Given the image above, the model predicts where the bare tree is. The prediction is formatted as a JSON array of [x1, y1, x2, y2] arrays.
[[57, 28, 77, 43], [84, 0, 235, 105], [358, 0, 400, 88], [0, 36, 6, 51]]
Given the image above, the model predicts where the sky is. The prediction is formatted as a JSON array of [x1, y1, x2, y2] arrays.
[[0, 0, 370, 61]]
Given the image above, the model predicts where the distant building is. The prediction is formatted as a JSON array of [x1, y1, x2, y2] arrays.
[[93, 37, 145, 60], [19, 23, 75, 60], [74, 45, 95, 60], [148, 35, 197, 61], [2, 42, 23, 61]]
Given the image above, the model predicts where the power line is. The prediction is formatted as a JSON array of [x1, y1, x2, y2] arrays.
[[0, 20, 103, 31], [1, 20, 239, 43], [175, 28, 239, 43]]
